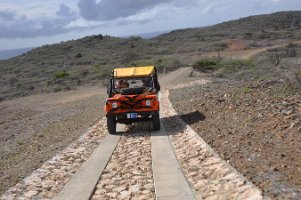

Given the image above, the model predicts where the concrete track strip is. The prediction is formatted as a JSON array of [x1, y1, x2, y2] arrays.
[[54, 124, 125, 200], [151, 119, 195, 200]]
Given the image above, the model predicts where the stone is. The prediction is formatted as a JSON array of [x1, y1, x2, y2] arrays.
[[132, 195, 148, 200], [107, 192, 118, 198], [129, 185, 140, 193], [42, 191, 56, 199], [42, 180, 55, 190], [24, 190, 38, 198], [91, 194, 102, 200], [104, 184, 114, 190], [24, 176, 41, 185], [113, 185, 126, 192], [119, 191, 131, 199], [143, 183, 153, 190], [141, 190, 150, 195]]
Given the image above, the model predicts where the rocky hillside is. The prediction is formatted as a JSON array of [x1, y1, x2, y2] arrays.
[[158, 11, 301, 42], [0, 11, 300, 101]]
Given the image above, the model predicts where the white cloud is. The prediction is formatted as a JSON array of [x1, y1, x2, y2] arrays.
[[65, 18, 105, 29], [56, 4, 75, 17], [77, 0, 173, 21], [0, 0, 301, 50], [0, 1, 80, 38]]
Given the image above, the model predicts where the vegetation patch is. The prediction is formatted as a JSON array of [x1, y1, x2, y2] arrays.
[[193, 58, 254, 74], [241, 86, 253, 94], [54, 71, 69, 79], [220, 59, 255, 73], [193, 59, 219, 72], [16, 138, 25, 145], [0, 11, 300, 101], [268, 84, 297, 98]]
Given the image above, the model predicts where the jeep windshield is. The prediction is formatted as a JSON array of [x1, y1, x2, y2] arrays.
[[113, 77, 154, 94]]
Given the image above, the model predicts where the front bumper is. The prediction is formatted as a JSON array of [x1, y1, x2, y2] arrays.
[[107, 111, 159, 123]]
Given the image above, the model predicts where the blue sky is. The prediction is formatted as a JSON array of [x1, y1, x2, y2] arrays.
[[0, 0, 300, 50]]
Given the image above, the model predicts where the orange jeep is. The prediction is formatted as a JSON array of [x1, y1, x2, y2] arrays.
[[104, 66, 161, 134]]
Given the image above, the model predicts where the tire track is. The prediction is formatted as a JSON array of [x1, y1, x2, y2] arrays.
[[91, 123, 155, 200]]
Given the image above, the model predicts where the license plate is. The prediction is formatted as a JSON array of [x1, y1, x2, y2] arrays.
[[127, 113, 137, 119]]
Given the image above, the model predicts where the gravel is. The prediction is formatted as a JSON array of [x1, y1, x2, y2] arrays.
[[161, 81, 264, 199], [169, 80, 301, 199], [91, 123, 155, 200]]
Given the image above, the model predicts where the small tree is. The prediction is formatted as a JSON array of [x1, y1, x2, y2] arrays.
[[193, 59, 218, 73], [75, 53, 82, 58]]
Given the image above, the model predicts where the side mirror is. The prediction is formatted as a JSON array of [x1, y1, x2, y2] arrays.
[[153, 74, 160, 91], [107, 79, 113, 97]]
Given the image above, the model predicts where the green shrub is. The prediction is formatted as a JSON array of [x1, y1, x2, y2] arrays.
[[193, 59, 219, 72], [269, 84, 296, 98], [46, 80, 53, 86], [53, 87, 63, 92], [241, 86, 252, 94], [93, 64, 100, 69], [16, 138, 25, 145], [193, 58, 255, 74], [54, 71, 68, 79], [95, 34, 103, 40], [245, 32, 252, 39], [220, 59, 255, 73], [75, 53, 82, 58]]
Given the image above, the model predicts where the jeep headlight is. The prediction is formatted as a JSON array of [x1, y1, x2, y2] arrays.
[[112, 102, 118, 108], [145, 100, 151, 106]]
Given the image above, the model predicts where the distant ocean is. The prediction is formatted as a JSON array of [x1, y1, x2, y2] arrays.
[[121, 30, 170, 39], [0, 47, 33, 60]]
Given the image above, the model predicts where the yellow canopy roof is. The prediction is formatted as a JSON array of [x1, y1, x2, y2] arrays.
[[113, 66, 155, 78]]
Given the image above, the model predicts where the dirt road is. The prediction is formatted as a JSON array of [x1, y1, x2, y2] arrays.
[[0, 68, 194, 195], [2, 67, 299, 199], [241, 40, 301, 59], [198, 40, 301, 60], [1, 77, 265, 200]]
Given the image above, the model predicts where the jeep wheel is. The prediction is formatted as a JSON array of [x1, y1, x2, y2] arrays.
[[107, 116, 117, 134], [152, 113, 160, 131]]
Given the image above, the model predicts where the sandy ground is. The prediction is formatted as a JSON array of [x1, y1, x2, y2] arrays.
[[0, 85, 107, 194]]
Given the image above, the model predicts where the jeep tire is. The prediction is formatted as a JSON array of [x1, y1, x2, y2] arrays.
[[152, 113, 160, 131], [107, 116, 117, 134]]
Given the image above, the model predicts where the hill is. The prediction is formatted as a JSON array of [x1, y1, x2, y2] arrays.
[[0, 11, 300, 101]]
